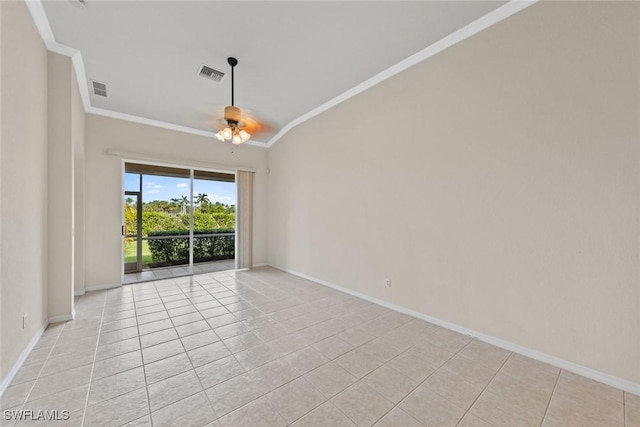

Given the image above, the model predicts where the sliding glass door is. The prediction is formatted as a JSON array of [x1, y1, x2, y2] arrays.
[[123, 162, 236, 282]]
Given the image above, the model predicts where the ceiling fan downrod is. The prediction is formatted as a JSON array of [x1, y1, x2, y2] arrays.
[[215, 56, 249, 144], [228, 57, 237, 107]]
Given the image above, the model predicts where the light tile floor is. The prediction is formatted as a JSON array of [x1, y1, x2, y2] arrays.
[[2, 267, 638, 427]]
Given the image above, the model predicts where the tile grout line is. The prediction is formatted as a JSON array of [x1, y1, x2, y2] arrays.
[[125, 261, 236, 285], [22, 268, 627, 427], [116, 273, 262, 416], [623, 390, 627, 427], [9, 321, 67, 427], [184, 273, 339, 423], [197, 274, 305, 423], [386, 333, 476, 426], [265, 334, 366, 425], [169, 276, 227, 421], [298, 317, 442, 426], [133, 274, 251, 420], [292, 304, 424, 424], [341, 329, 441, 426], [79, 292, 109, 427], [6, 273, 225, 425], [454, 347, 514, 427], [277, 282, 455, 419], [539, 367, 562, 427], [131, 283, 155, 427]]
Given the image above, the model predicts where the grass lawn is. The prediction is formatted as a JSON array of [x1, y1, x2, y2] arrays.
[[124, 240, 153, 265]]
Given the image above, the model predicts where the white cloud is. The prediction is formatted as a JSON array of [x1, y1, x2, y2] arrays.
[[176, 183, 187, 188], [147, 190, 160, 194], [145, 182, 163, 190]]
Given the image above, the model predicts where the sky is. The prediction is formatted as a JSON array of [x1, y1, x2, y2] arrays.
[[125, 173, 236, 206]]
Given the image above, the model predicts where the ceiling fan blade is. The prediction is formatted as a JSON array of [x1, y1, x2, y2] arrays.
[[180, 103, 224, 127], [181, 102, 276, 140], [239, 113, 274, 136], [180, 58, 277, 143]]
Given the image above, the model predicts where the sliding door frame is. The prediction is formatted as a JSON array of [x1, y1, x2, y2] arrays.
[[120, 158, 238, 283], [123, 191, 143, 273]]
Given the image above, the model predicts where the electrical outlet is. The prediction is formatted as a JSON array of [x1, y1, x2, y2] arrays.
[[385, 279, 391, 288]]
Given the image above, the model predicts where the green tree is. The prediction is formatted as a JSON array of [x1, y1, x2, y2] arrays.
[[124, 203, 136, 238], [144, 200, 173, 213], [210, 201, 227, 213], [180, 195, 190, 214], [169, 198, 182, 214], [195, 193, 211, 212]]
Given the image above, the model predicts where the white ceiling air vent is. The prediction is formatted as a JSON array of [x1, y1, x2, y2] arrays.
[[198, 65, 225, 82], [92, 81, 107, 97]]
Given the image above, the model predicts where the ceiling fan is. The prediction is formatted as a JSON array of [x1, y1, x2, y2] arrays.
[[213, 57, 268, 145]]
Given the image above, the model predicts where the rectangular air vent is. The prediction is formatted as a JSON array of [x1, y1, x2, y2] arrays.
[[92, 80, 107, 97], [198, 65, 225, 82]]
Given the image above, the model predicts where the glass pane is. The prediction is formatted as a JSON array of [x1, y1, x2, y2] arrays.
[[141, 174, 190, 268], [192, 175, 236, 266], [124, 194, 139, 273], [124, 173, 140, 192]]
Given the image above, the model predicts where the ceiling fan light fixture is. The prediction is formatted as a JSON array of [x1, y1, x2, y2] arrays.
[[221, 127, 233, 140], [239, 130, 250, 142], [214, 57, 253, 145], [215, 123, 250, 144]]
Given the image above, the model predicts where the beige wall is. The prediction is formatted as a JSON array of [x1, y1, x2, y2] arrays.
[[0, 0, 4, 382], [72, 66, 86, 295], [0, 0, 49, 379], [47, 52, 75, 319], [84, 115, 268, 288], [268, 1, 640, 385]]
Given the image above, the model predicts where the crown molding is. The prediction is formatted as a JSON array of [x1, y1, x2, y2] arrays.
[[87, 107, 268, 147], [25, 0, 90, 111], [24, 0, 268, 148], [265, 0, 538, 147], [26, 0, 537, 151]]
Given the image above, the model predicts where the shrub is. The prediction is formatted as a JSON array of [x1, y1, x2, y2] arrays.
[[193, 212, 235, 230], [142, 211, 186, 236], [147, 228, 235, 266]]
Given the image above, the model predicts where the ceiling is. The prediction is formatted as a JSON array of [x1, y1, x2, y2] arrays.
[[42, 1, 507, 145]]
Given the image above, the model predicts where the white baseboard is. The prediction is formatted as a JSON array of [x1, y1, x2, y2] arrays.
[[274, 265, 640, 396], [86, 283, 121, 292], [0, 320, 49, 397], [252, 263, 268, 268], [48, 312, 74, 324], [74, 289, 86, 296]]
